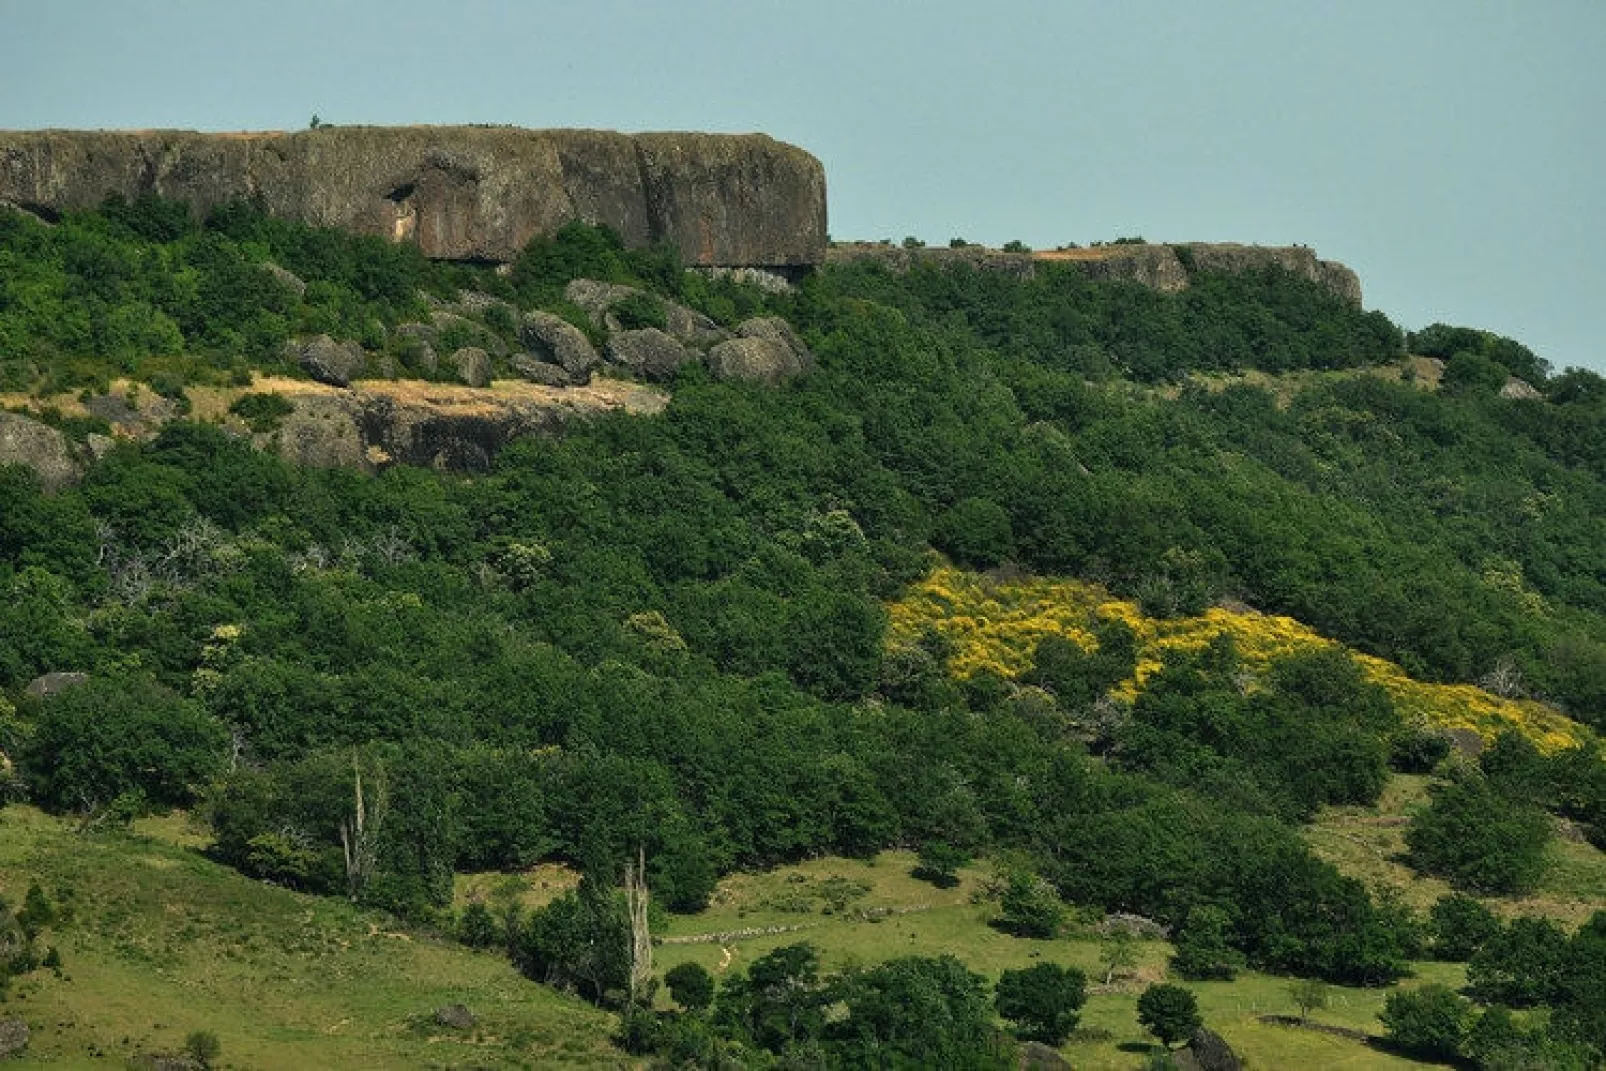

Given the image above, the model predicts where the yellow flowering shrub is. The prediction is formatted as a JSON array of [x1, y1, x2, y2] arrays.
[[888, 566, 1589, 753]]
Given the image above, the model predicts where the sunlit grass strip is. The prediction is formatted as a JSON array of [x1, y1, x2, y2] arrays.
[[887, 566, 1588, 753]]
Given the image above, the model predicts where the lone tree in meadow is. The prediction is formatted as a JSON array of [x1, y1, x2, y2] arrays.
[[1137, 983, 1203, 1050], [995, 963, 1088, 1045], [997, 869, 1064, 939], [664, 961, 715, 1012], [1100, 929, 1138, 985], [913, 840, 968, 888], [1289, 978, 1329, 1024]]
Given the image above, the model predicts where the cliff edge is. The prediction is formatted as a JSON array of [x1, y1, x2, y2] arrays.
[[0, 126, 826, 269], [828, 241, 1363, 306]]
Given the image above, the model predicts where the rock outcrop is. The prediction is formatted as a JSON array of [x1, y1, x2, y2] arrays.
[[0, 126, 827, 269], [451, 346, 492, 388], [701, 315, 815, 384], [1174, 1028, 1243, 1071], [267, 378, 666, 473], [509, 355, 573, 387], [1184, 243, 1362, 305], [1501, 377, 1542, 400], [0, 411, 81, 491], [561, 279, 726, 347], [826, 242, 1039, 280], [1018, 1041, 1071, 1069], [25, 671, 89, 698], [0, 1018, 29, 1060], [827, 241, 1363, 306], [604, 328, 695, 381], [298, 334, 366, 387], [518, 311, 599, 381]]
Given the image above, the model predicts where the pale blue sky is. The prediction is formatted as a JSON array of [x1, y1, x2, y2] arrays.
[[3, 1, 1602, 372]]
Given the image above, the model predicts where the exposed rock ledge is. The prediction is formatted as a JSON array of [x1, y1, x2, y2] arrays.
[[0, 126, 826, 269], [827, 241, 1363, 306], [263, 377, 667, 473], [0, 410, 81, 490]]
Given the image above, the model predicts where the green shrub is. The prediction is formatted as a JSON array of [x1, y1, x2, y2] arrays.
[[1407, 775, 1551, 894], [1137, 983, 1202, 1049], [184, 1029, 222, 1067], [21, 673, 226, 811], [611, 291, 667, 331], [933, 497, 1014, 568], [996, 962, 1087, 1044], [458, 902, 498, 948], [996, 870, 1063, 938], [1429, 893, 1501, 961], [664, 961, 714, 1011], [228, 391, 295, 432], [1380, 984, 1470, 1062]]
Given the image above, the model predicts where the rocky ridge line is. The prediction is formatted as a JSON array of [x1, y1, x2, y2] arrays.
[[827, 241, 1363, 306], [0, 126, 826, 269]]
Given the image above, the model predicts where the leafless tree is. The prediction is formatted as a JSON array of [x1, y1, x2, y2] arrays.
[[339, 751, 388, 901], [624, 845, 653, 1004], [1479, 656, 1526, 699]]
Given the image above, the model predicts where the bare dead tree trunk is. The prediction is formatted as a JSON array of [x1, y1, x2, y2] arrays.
[[625, 844, 653, 1004], [339, 750, 387, 901]]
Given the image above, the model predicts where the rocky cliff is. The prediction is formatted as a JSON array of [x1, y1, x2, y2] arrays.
[[0, 126, 826, 269], [827, 241, 1363, 306]]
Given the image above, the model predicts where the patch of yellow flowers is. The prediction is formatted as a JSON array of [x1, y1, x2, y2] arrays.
[[887, 566, 1587, 753]]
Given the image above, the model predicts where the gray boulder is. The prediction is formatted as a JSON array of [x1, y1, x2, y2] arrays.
[[300, 335, 365, 387], [737, 316, 811, 364], [434, 1004, 477, 1030], [454, 289, 516, 318], [664, 302, 728, 348], [451, 347, 493, 388], [519, 311, 599, 380], [563, 279, 639, 329], [509, 355, 572, 387], [394, 324, 439, 375], [0, 411, 81, 492], [1019, 1041, 1070, 1068], [563, 279, 724, 347], [263, 261, 306, 298], [1174, 1028, 1242, 1071], [604, 328, 694, 381], [1501, 377, 1542, 400], [706, 337, 805, 385], [25, 672, 89, 699], [410, 341, 439, 376], [0, 1017, 28, 1059]]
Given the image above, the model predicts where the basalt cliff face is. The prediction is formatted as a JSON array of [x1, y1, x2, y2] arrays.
[[828, 241, 1363, 306], [0, 126, 826, 269]]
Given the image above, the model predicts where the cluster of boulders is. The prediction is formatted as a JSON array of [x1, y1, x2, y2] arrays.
[[294, 279, 813, 391]]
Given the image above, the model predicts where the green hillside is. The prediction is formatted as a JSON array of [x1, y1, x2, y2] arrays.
[[4, 199, 1606, 1067], [0, 805, 618, 1069]]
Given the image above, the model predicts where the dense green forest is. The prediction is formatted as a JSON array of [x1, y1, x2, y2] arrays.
[[4, 199, 1606, 1066]]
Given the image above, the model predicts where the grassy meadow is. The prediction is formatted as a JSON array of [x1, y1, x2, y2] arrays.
[[6, 776, 1603, 1069], [0, 806, 619, 1070]]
